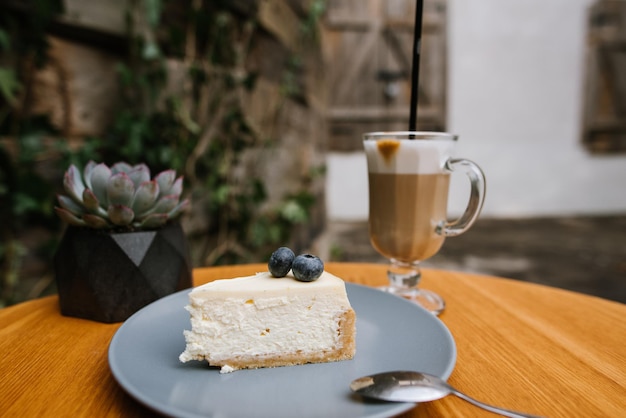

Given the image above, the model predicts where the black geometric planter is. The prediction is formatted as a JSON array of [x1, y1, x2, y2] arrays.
[[53, 222, 192, 323]]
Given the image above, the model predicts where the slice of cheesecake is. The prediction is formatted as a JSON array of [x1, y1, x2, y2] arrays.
[[179, 270, 356, 373]]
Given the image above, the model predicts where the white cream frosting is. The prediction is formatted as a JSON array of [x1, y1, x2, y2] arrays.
[[179, 271, 352, 372], [364, 138, 455, 174]]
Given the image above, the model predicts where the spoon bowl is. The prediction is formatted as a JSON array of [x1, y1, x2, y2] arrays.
[[350, 371, 543, 418]]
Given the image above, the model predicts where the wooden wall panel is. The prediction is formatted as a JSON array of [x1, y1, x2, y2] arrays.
[[583, 0, 626, 153]]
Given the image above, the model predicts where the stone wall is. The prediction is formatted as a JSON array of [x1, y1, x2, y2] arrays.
[[29, 1, 328, 262]]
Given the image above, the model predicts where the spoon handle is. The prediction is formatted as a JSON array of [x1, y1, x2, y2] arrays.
[[452, 390, 544, 418]]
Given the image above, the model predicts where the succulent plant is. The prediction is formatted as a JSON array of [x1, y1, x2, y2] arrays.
[[55, 161, 190, 230]]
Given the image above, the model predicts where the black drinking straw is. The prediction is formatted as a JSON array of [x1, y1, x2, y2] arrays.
[[409, 0, 424, 132]]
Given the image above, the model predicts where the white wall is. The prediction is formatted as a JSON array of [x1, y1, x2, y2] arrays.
[[326, 0, 626, 220]]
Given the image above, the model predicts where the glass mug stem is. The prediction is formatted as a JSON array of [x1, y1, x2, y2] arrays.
[[387, 260, 421, 288], [438, 158, 487, 237], [386, 259, 446, 315]]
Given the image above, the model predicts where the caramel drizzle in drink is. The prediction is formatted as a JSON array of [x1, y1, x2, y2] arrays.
[[377, 139, 400, 163]]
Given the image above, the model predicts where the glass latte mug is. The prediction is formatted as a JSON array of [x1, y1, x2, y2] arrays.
[[364, 132, 486, 315]]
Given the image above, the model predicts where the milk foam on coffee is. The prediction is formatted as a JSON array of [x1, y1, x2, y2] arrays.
[[364, 138, 454, 174]]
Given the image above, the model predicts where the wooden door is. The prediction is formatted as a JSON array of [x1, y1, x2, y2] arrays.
[[321, 0, 448, 151]]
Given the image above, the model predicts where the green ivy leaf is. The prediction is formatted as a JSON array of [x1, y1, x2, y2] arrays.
[[0, 29, 10, 50], [13, 193, 41, 216], [214, 185, 230, 204], [142, 40, 161, 60], [280, 200, 308, 223], [144, 0, 162, 27], [0, 68, 21, 102]]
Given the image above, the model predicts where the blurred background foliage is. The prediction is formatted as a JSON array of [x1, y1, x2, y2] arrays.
[[0, 0, 327, 307]]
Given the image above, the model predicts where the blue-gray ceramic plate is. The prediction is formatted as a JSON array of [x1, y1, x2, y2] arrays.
[[108, 283, 456, 418]]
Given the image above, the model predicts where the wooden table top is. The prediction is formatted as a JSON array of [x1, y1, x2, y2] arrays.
[[1, 262, 625, 417]]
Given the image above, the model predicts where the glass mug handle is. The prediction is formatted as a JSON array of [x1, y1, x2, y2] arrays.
[[438, 158, 486, 237]]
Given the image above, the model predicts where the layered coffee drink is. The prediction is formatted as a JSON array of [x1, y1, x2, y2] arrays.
[[368, 172, 449, 262], [363, 131, 485, 314], [364, 138, 454, 263]]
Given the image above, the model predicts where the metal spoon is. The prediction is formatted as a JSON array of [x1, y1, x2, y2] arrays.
[[350, 371, 543, 418]]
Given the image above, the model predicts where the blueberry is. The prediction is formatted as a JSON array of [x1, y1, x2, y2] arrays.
[[268, 247, 295, 277], [292, 254, 324, 282]]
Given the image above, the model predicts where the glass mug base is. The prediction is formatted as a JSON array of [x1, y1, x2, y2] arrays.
[[378, 286, 446, 316]]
